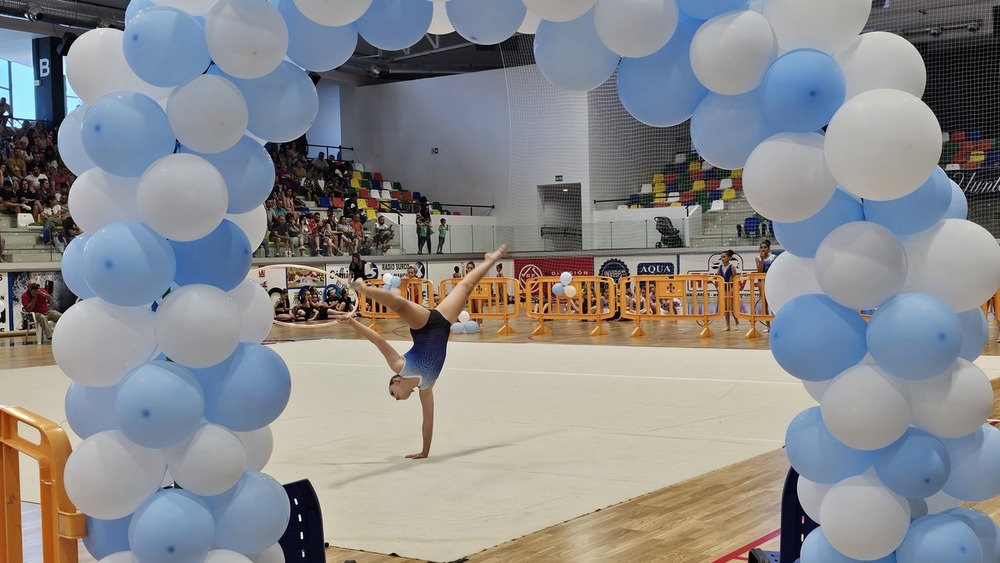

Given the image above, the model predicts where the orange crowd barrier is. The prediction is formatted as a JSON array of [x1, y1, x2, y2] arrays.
[[357, 278, 438, 331], [733, 272, 773, 339], [438, 277, 521, 335], [523, 276, 618, 337], [1, 406, 85, 563], [617, 274, 726, 338]]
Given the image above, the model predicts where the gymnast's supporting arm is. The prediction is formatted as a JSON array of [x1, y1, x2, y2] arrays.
[[341, 316, 406, 373], [408, 388, 434, 460]]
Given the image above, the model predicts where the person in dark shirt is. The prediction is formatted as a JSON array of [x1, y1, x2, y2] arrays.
[[0, 181, 21, 213]]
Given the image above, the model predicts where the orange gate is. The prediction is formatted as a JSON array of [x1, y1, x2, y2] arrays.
[[357, 278, 438, 332], [733, 272, 773, 339], [523, 276, 618, 337], [438, 277, 522, 335], [617, 274, 727, 338]]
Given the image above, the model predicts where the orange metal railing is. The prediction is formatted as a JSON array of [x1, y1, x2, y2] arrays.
[[1, 406, 85, 563], [617, 274, 726, 338], [437, 277, 522, 335], [732, 272, 773, 339], [357, 278, 438, 331], [523, 276, 618, 337]]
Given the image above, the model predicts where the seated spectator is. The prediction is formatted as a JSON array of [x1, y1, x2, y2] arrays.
[[272, 289, 295, 323], [349, 213, 370, 251], [21, 279, 60, 340], [59, 214, 81, 248], [372, 215, 394, 254], [0, 180, 21, 214], [24, 165, 46, 189], [38, 196, 62, 244], [337, 215, 358, 254], [7, 148, 26, 178], [269, 215, 293, 256]]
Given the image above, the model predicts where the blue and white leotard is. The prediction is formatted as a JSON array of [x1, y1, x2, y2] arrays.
[[397, 309, 451, 390]]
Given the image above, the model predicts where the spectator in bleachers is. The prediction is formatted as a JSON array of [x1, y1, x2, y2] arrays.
[[38, 196, 62, 245], [349, 213, 370, 251], [373, 215, 394, 254], [59, 214, 80, 248], [0, 97, 12, 130], [7, 147, 26, 178], [312, 151, 329, 173], [270, 215, 293, 256], [337, 215, 358, 254], [416, 215, 431, 254], [24, 165, 46, 189], [0, 180, 17, 214], [436, 218, 448, 254], [318, 217, 340, 256], [17, 178, 42, 217]]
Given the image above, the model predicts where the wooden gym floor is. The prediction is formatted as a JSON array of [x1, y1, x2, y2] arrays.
[[12, 315, 1000, 563]]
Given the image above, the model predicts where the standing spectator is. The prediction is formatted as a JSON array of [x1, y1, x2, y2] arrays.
[[416, 215, 431, 254], [436, 218, 449, 254], [348, 253, 366, 282], [0, 97, 12, 130], [716, 250, 740, 331], [21, 280, 60, 340]]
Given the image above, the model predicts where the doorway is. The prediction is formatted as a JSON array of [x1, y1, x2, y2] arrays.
[[537, 183, 582, 252]]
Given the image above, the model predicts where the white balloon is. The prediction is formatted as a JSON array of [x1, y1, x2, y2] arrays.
[[814, 222, 907, 310], [228, 279, 274, 344], [58, 105, 97, 175], [154, 284, 242, 368], [153, 0, 221, 15], [825, 89, 942, 201], [167, 75, 248, 154], [137, 153, 229, 242], [68, 169, 142, 233], [909, 359, 993, 439], [762, 253, 822, 313], [742, 132, 837, 223], [821, 364, 910, 450], [518, 9, 541, 34], [797, 475, 832, 524], [235, 426, 274, 471], [522, 0, 595, 22], [205, 0, 288, 79], [204, 551, 253, 563], [166, 424, 246, 496], [65, 29, 173, 104], [802, 378, 831, 403], [563, 284, 578, 298], [292, 0, 371, 26], [594, 0, 678, 59], [64, 430, 166, 520], [99, 552, 139, 563], [227, 206, 267, 252], [248, 544, 284, 563], [689, 11, 776, 95], [54, 300, 157, 388], [458, 310, 471, 323], [819, 473, 910, 560], [762, 0, 871, 54], [428, 0, 455, 35], [836, 31, 926, 101], [903, 219, 1000, 313]]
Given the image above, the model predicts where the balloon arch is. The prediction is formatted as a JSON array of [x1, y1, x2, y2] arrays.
[[56, 1, 1000, 562]]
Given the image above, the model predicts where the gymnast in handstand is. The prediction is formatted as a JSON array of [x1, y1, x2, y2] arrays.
[[338, 244, 507, 459]]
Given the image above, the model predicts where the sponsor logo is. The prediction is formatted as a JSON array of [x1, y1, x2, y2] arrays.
[[598, 258, 630, 281], [517, 264, 543, 282], [637, 262, 674, 275]]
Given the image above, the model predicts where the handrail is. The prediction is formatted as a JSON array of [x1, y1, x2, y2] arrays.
[[523, 276, 617, 337], [435, 203, 495, 217], [732, 272, 773, 339], [306, 144, 355, 162], [1, 406, 86, 563], [617, 274, 726, 338], [437, 277, 521, 335]]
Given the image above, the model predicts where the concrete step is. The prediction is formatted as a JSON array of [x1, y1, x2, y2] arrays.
[[7, 249, 60, 263]]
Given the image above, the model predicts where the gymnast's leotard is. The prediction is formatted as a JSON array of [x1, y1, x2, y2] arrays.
[[397, 309, 452, 390]]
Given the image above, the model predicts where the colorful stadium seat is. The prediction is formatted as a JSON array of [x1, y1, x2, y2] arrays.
[[722, 188, 736, 201], [692, 180, 706, 192]]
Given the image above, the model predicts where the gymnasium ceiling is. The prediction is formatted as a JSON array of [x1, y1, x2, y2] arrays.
[[0, 0, 994, 83]]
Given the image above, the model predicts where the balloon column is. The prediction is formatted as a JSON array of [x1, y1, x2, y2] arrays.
[[53, 0, 1000, 562]]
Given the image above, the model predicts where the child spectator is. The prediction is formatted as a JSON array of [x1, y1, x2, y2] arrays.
[[436, 218, 448, 254]]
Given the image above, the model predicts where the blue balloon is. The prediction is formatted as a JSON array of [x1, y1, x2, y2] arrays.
[[875, 428, 950, 499], [772, 188, 864, 258], [180, 137, 274, 214], [943, 508, 1000, 563], [941, 424, 1000, 502], [450, 322, 464, 335], [355, 0, 433, 52], [534, 9, 620, 92], [194, 344, 291, 431], [83, 514, 132, 560], [957, 307, 988, 362], [61, 233, 96, 299], [124, 0, 155, 26], [129, 489, 215, 563], [447, 0, 525, 45], [81, 92, 176, 178], [123, 7, 211, 87], [785, 407, 875, 483], [278, 0, 358, 72], [867, 293, 961, 381], [617, 18, 707, 127], [464, 320, 479, 334], [761, 49, 845, 133], [770, 294, 868, 381], [65, 382, 119, 439], [690, 89, 776, 170], [114, 361, 205, 449], [800, 528, 897, 563], [225, 62, 319, 143], [943, 180, 968, 220], [208, 472, 290, 554], [896, 515, 982, 563], [82, 221, 176, 307], [552, 283, 565, 295], [171, 220, 252, 291], [864, 167, 952, 236], [677, 0, 749, 20]]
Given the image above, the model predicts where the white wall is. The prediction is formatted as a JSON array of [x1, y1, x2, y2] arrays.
[[307, 80, 342, 155]]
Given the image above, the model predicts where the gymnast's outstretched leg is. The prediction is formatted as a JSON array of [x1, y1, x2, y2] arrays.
[[351, 278, 431, 329], [435, 244, 507, 323]]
